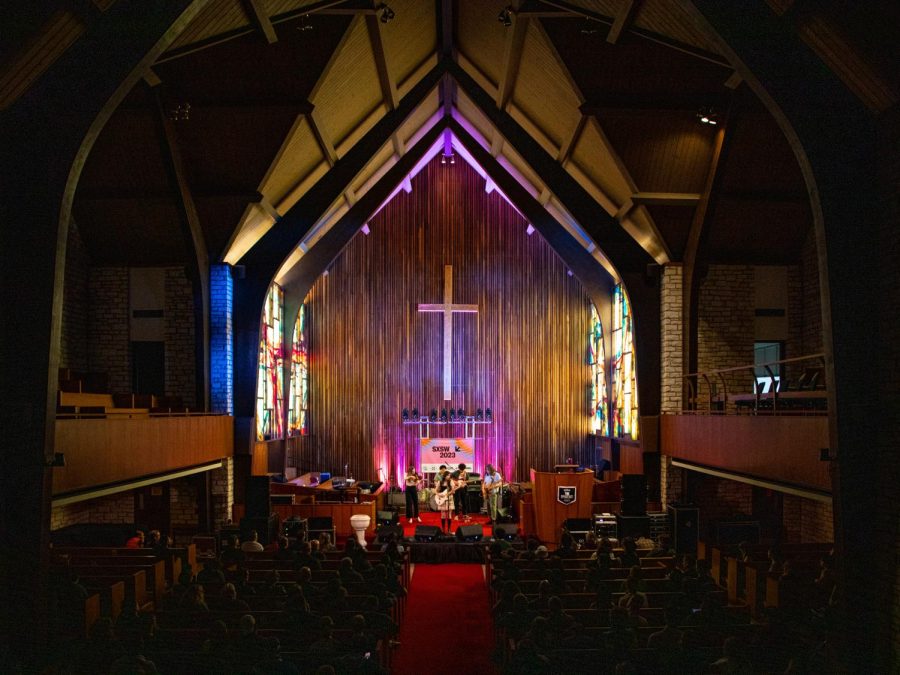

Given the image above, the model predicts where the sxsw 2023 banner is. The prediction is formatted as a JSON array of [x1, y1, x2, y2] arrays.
[[420, 438, 475, 473]]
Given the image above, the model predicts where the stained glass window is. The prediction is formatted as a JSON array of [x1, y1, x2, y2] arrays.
[[288, 304, 309, 436], [589, 304, 609, 435], [611, 284, 639, 439], [256, 284, 285, 441]]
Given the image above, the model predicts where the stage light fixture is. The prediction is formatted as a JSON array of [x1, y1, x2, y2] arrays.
[[402, 408, 409, 422], [457, 407, 465, 419], [696, 107, 719, 125], [449, 408, 457, 422], [297, 13, 313, 31], [476, 408, 484, 421], [430, 409, 438, 422], [486, 407, 493, 422], [498, 6, 513, 27], [377, 3, 395, 23], [412, 407, 419, 419], [440, 408, 448, 423]]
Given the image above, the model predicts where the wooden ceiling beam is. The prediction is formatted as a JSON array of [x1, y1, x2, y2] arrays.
[[526, 0, 731, 68], [365, 10, 399, 110], [449, 59, 651, 272], [437, 0, 456, 116], [496, 2, 529, 111], [556, 114, 586, 165], [606, 0, 642, 45], [307, 108, 339, 167], [76, 187, 265, 201], [632, 192, 702, 206], [242, 0, 279, 44]]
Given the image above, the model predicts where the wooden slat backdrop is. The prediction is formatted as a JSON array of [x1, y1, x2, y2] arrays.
[[295, 157, 597, 484]]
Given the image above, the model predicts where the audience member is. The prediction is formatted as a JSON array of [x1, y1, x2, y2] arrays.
[[619, 537, 640, 569], [196, 558, 226, 585], [240, 530, 265, 553], [647, 605, 684, 649], [125, 530, 145, 549]]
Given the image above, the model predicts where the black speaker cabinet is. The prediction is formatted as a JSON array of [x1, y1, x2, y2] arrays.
[[376, 524, 404, 543], [246, 476, 271, 518], [621, 473, 648, 516], [456, 524, 484, 541], [668, 505, 699, 556], [377, 510, 399, 526], [492, 525, 518, 541], [414, 525, 441, 542], [240, 514, 279, 545], [615, 514, 651, 540]]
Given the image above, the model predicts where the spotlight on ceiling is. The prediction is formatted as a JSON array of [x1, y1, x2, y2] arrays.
[[297, 13, 313, 31], [580, 20, 598, 35], [498, 6, 513, 27], [378, 3, 395, 23], [441, 152, 455, 165], [526, 224, 535, 236], [696, 107, 719, 125], [361, 224, 371, 235]]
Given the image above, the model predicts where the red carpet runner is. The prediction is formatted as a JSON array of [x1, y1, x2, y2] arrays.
[[390, 563, 497, 674]]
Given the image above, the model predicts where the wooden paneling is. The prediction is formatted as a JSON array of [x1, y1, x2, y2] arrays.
[[53, 416, 233, 494], [529, 469, 596, 544], [659, 414, 830, 491], [301, 157, 596, 483]]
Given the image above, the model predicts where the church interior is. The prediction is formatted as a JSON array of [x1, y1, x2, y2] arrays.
[[1, 0, 898, 673]]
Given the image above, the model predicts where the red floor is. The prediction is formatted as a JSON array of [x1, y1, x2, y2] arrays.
[[390, 563, 498, 674]]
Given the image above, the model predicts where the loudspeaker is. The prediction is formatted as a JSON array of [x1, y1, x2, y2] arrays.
[[621, 474, 648, 516], [307, 517, 334, 536], [456, 524, 483, 542], [564, 518, 593, 543], [377, 510, 398, 526], [414, 525, 441, 542], [668, 505, 699, 556], [240, 514, 279, 545], [376, 524, 404, 543], [246, 476, 271, 518], [615, 514, 651, 540], [492, 525, 518, 541]]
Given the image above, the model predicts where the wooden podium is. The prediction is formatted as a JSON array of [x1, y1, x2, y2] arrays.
[[529, 468, 595, 545]]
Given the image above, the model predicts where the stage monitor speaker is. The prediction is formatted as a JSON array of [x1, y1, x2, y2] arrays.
[[414, 525, 441, 542], [668, 505, 699, 556], [377, 510, 398, 526], [616, 514, 651, 540], [282, 517, 308, 540], [621, 474, 648, 515], [270, 494, 293, 506], [246, 476, 271, 518], [376, 524, 404, 543], [492, 525, 518, 542], [456, 524, 483, 542], [240, 514, 279, 546]]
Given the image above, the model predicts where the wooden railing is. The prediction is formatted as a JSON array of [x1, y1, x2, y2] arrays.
[[683, 353, 827, 414], [53, 415, 233, 495]]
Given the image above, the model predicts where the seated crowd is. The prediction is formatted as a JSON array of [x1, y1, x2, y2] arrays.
[[490, 533, 843, 674], [51, 528, 409, 674]]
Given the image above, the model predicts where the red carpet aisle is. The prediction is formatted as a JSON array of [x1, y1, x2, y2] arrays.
[[390, 564, 497, 675]]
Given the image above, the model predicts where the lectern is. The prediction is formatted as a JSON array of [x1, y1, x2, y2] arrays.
[[529, 468, 595, 545]]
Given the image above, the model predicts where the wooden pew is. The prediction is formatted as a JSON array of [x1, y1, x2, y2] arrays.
[[72, 570, 149, 609], [81, 579, 126, 621], [54, 544, 197, 581], [63, 558, 166, 603]]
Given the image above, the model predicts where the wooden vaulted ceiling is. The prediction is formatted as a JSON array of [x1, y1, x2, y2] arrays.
[[4, 0, 896, 272]]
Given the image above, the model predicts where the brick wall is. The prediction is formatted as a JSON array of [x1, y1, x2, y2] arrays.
[[689, 473, 753, 533], [164, 267, 195, 407], [782, 494, 834, 543], [660, 264, 683, 414], [210, 457, 234, 528], [169, 477, 198, 527], [88, 267, 130, 395], [696, 265, 755, 409], [61, 220, 89, 372], [51, 491, 134, 531], [799, 230, 823, 356], [210, 264, 233, 414]]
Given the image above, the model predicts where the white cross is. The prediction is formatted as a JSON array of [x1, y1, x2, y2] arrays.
[[418, 265, 478, 401]]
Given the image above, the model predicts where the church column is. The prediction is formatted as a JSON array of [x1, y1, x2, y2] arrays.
[[659, 263, 684, 505]]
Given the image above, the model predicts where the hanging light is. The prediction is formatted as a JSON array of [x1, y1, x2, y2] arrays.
[[476, 408, 484, 421], [457, 407, 465, 419], [696, 107, 719, 125], [498, 6, 513, 27], [402, 408, 409, 422], [378, 3, 395, 23], [412, 407, 419, 419], [429, 408, 438, 422], [440, 408, 448, 423], [486, 407, 493, 422]]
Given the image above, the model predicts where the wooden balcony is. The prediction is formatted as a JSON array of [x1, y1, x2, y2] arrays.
[[53, 415, 233, 495], [660, 414, 830, 493]]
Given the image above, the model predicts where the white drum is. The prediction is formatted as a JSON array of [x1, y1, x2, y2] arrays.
[[349, 514, 371, 547]]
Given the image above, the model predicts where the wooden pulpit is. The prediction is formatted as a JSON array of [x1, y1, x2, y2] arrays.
[[529, 468, 595, 545]]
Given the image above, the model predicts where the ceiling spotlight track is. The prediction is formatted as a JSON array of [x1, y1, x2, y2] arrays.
[[498, 6, 513, 28], [378, 3, 395, 24]]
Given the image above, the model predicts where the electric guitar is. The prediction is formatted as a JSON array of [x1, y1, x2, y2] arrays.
[[450, 473, 468, 494], [482, 475, 504, 497]]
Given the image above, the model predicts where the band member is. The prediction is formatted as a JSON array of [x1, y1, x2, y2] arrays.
[[434, 472, 455, 533], [404, 466, 422, 523], [451, 463, 469, 520], [434, 465, 449, 488], [482, 464, 503, 523]]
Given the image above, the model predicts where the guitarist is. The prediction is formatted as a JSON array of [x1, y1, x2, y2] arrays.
[[482, 464, 504, 524], [450, 463, 469, 521]]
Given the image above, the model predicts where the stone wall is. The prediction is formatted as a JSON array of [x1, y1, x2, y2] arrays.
[[60, 220, 89, 372], [164, 267, 195, 406], [696, 265, 755, 409], [660, 264, 683, 414], [87, 267, 130, 395], [210, 264, 233, 414], [210, 457, 234, 528], [51, 491, 134, 531], [782, 494, 834, 543], [169, 477, 198, 527]]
